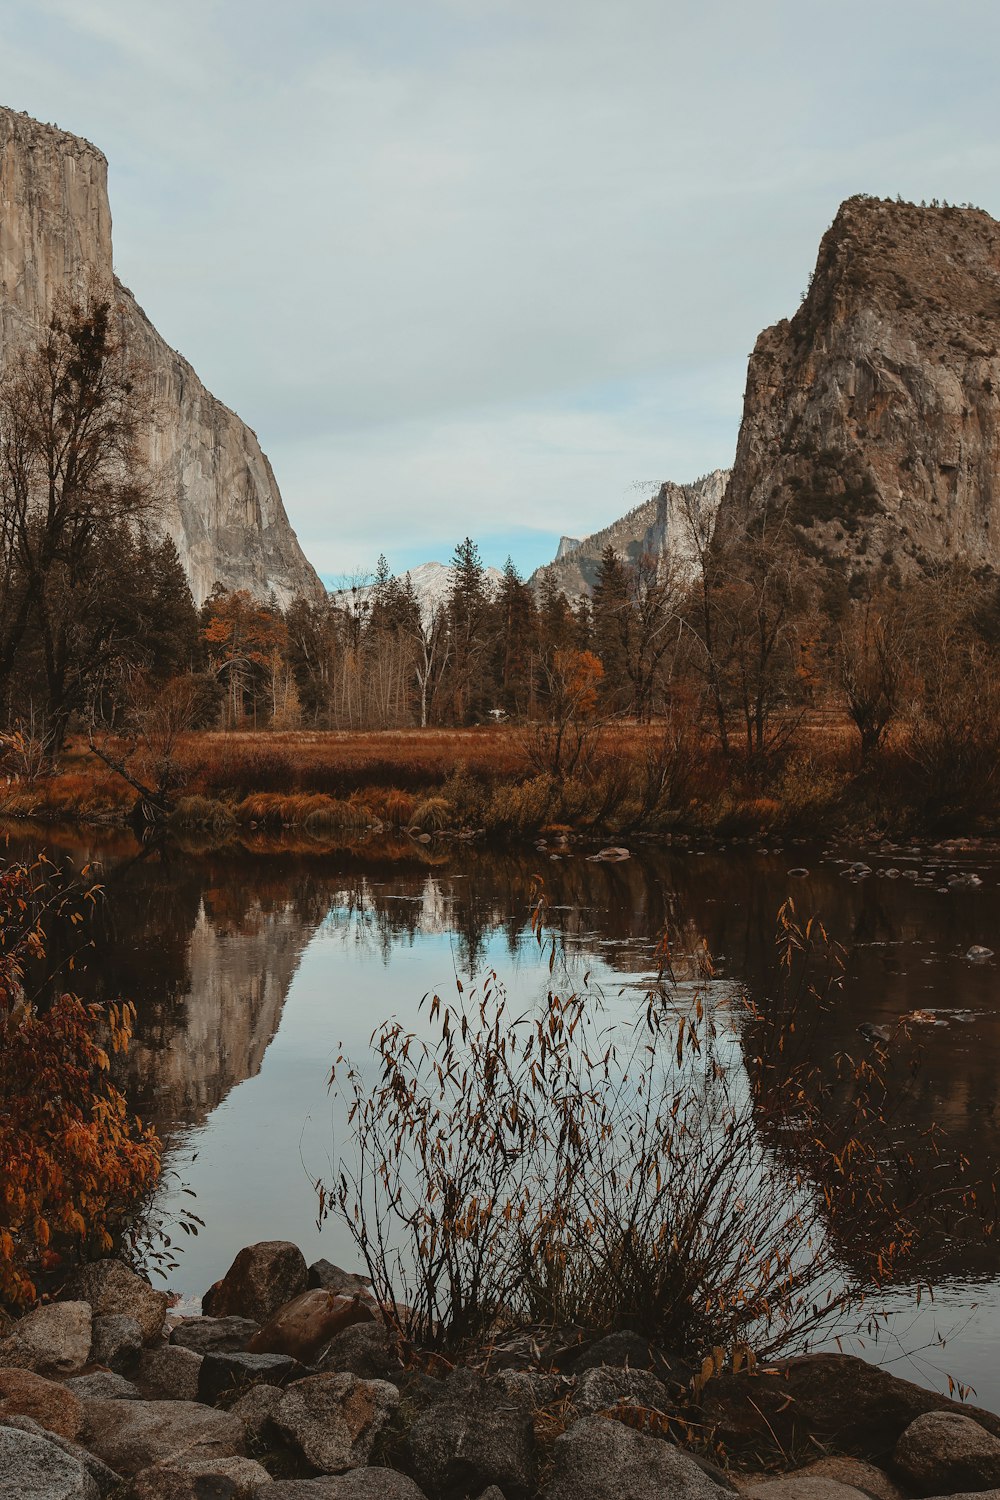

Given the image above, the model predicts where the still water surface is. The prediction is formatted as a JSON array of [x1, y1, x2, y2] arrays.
[[8, 824, 1000, 1405]]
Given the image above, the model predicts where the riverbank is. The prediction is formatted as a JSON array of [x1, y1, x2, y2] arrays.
[[1, 720, 996, 845], [2, 1241, 999, 1497]]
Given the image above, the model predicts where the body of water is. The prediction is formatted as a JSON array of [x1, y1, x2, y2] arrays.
[[7, 824, 1000, 1405]]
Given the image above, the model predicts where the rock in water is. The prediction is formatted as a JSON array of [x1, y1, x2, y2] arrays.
[[202, 1241, 308, 1324], [716, 197, 1000, 579], [0, 106, 324, 608]]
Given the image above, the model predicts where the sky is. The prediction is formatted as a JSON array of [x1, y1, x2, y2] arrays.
[[4, 0, 1000, 586]]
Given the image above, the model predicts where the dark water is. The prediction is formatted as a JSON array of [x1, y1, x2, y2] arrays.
[[8, 822, 1000, 1405]]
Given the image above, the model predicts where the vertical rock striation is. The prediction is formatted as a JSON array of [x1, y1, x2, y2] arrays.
[[533, 469, 730, 598], [0, 106, 324, 606], [717, 195, 1000, 576]]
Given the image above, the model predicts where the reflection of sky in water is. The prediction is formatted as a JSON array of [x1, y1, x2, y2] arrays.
[[8, 824, 1000, 1405], [155, 918, 666, 1309]]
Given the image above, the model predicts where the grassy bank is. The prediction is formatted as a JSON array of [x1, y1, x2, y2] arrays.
[[0, 716, 993, 843]]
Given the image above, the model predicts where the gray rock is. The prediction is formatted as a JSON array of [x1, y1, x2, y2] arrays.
[[90, 1313, 143, 1372], [262, 1477, 429, 1500], [65, 1260, 168, 1345], [199, 1350, 304, 1406], [171, 1315, 261, 1354], [317, 1323, 401, 1382], [229, 1382, 284, 1444], [739, 1480, 871, 1498], [307, 1261, 374, 1297], [202, 1242, 308, 1324], [564, 1331, 691, 1393], [894, 1409, 1000, 1494], [0, 1423, 99, 1499], [495, 1369, 567, 1407], [541, 1414, 730, 1500], [573, 1365, 671, 1416], [0, 1415, 121, 1497], [65, 1371, 142, 1402], [0, 1300, 93, 1376], [79, 1396, 246, 1476], [794, 1457, 907, 1500], [138, 1344, 203, 1401], [128, 1455, 274, 1496], [273, 1373, 399, 1474], [403, 1369, 535, 1500]]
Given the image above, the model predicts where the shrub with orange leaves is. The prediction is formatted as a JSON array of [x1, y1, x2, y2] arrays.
[[0, 859, 161, 1307]]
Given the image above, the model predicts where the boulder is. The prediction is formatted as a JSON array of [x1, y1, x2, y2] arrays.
[[273, 1373, 400, 1474], [402, 1369, 536, 1500], [893, 1409, 1000, 1495], [573, 1365, 671, 1416], [738, 1480, 870, 1498], [65, 1261, 168, 1345], [495, 1369, 568, 1407], [794, 1457, 906, 1500], [317, 1323, 401, 1382], [126, 1473, 242, 1500], [265, 1476, 429, 1500], [0, 1423, 101, 1500], [0, 1300, 92, 1376], [90, 1313, 143, 1372], [65, 1371, 142, 1401], [79, 1396, 246, 1475], [563, 1331, 692, 1394], [202, 1242, 308, 1324], [700, 1352, 1000, 1460], [229, 1381, 284, 1444], [0, 1366, 83, 1439], [307, 1262, 374, 1297], [170, 1316, 261, 1354], [0, 1414, 121, 1496], [541, 1414, 730, 1500], [249, 1289, 376, 1365], [127, 1456, 273, 1497], [138, 1344, 203, 1402], [198, 1350, 304, 1406]]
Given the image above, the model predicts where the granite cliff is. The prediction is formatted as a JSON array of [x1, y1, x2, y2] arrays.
[[717, 195, 1000, 576], [0, 106, 324, 607], [533, 469, 730, 598]]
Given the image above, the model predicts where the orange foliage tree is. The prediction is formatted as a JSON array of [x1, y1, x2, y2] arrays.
[[0, 858, 161, 1307]]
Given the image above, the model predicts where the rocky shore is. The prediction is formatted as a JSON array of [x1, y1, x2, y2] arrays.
[[2, 1240, 1000, 1499]]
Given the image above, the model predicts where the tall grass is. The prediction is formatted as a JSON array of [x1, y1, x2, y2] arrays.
[[319, 898, 983, 1360]]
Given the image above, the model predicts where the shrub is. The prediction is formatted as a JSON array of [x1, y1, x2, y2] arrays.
[[320, 899, 975, 1359], [0, 859, 161, 1306], [170, 795, 236, 832], [409, 796, 452, 831]]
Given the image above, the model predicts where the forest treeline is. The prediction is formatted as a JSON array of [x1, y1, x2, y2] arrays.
[[4, 296, 1000, 832]]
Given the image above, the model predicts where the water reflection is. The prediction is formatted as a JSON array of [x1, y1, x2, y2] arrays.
[[5, 823, 1000, 1394]]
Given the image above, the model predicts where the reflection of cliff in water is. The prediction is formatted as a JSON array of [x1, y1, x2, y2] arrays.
[[6, 823, 1000, 1285]]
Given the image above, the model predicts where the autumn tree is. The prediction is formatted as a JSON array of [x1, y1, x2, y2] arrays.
[[0, 294, 163, 749], [200, 588, 288, 727]]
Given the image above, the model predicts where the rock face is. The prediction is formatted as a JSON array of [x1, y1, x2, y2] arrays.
[[717, 195, 1000, 577], [532, 470, 730, 599], [0, 106, 324, 608]]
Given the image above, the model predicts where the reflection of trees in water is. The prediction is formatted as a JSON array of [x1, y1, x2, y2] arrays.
[[7, 824, 1000, 1286]]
